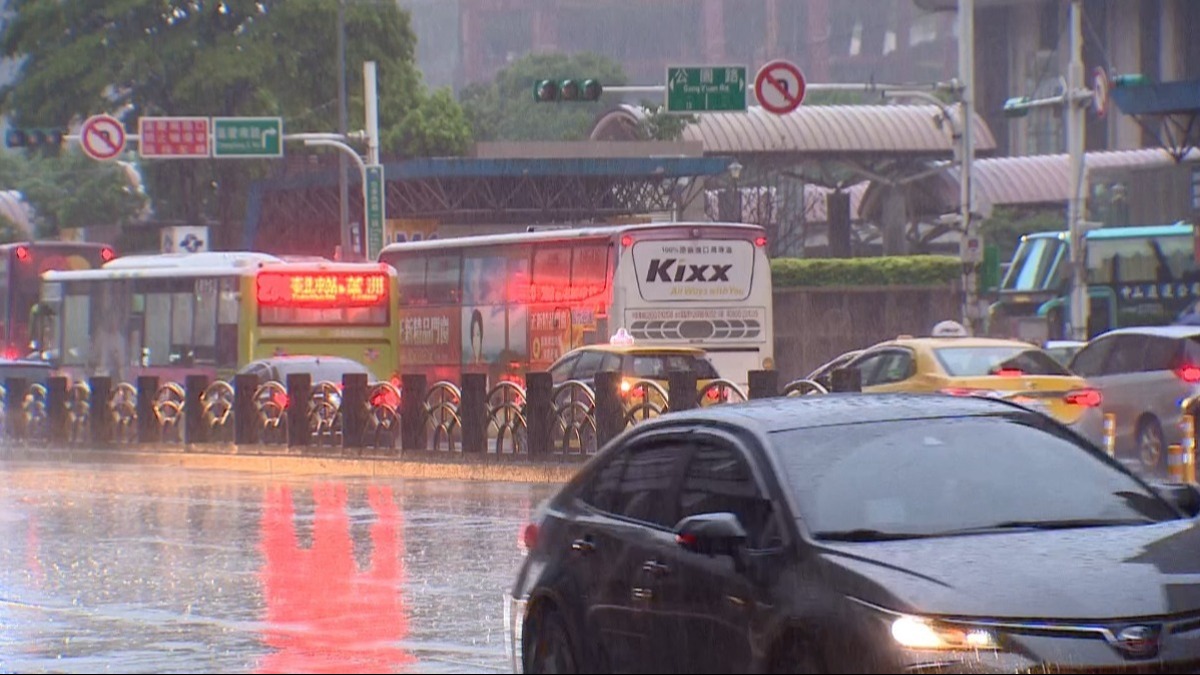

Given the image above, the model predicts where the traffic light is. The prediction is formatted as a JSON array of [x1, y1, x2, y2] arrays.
[[533, 79, 603, 102], [1113, 73, 1150, 88], [5, 128, 64, 149]]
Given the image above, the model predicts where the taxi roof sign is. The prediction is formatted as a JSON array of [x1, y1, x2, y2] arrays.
[[931, 320, 969, 337], [610, 327, 635, 346]]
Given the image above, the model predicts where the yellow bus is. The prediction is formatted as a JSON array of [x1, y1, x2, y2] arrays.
[[39, 252, 399, 384]]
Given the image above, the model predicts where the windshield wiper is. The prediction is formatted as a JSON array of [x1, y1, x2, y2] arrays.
[[943, 518, 1156, 535], [814, 529, 936, 542]]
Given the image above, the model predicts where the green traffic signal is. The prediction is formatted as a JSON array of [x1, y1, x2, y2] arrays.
[[1113, 73, 1150, 88], [4, 127, 64, 149], [534, 79, 559, 102], [1002, 96, 1032, 119], [533, 79, 603, 103]]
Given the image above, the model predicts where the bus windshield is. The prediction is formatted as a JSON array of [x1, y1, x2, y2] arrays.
[[1001, 236, 1064, 291]]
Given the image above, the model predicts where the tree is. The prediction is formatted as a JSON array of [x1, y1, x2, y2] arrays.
[[632, 101, 697, 142], [0, 0, 473, 249], [460, 52, 628, 142], [0, 149, 146, 238]]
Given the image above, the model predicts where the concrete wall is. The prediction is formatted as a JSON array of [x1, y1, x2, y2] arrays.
[[772, 284, 963, 382]]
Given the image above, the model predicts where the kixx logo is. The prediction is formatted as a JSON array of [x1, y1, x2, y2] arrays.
[[646, 259, 732, 283]]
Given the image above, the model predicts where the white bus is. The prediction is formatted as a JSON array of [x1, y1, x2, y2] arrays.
[[378, 222, 774, 387]]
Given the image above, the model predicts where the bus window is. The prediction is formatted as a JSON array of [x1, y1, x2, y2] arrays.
[[508, 248, 532, 303], [0, 257, 8, 350], [426, 253, 460, 305], [391, 256, 425, 306], [62, 292, 91, 367], [532, 248, 571, 302], [144, 291, 173, 366], [1087, 236, 1193, 285], [193, 278, 219, 364], [572, 244, 609, 300], [1002, 237, 1063, 291], [463, 253, 508, 305], [171, 288, 195, 365]]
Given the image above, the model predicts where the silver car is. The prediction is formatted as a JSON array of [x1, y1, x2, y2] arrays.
[[1068, 325, 1200, 471]]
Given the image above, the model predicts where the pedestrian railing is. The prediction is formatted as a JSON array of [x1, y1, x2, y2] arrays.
[[0, 365, 865, 459]]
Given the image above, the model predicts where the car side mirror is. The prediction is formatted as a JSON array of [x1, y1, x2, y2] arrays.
[[1154, 481, 1200, 518], [674, 512, 748, 557]]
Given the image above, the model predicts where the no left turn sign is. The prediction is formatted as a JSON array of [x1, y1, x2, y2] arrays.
[[755, 59, 807, 115], [80, 114, 126, 161]]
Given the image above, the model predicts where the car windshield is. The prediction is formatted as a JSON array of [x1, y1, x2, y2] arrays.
[[771, 416, 1179, 541], [630, 353, 719, 379], [934, 346, 1071, 377]]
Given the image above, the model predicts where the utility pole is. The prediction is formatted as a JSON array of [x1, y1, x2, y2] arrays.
[[957, 0, 979, 334], [1065, 0, 1089, 341], [1001, 0, 1093, 341], [336, 0, 353, 260]]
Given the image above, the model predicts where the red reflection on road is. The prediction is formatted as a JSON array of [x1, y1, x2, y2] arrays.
[[258, 483, 411, 674]]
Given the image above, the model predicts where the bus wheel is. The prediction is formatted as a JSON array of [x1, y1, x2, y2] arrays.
[[1137, 416, 1165, 472]]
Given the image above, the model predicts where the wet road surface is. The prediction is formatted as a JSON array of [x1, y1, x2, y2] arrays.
[[0, 461, 559, 673]]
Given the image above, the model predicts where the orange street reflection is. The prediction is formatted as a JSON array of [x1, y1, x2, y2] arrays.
[[258, 482, 412, 674]]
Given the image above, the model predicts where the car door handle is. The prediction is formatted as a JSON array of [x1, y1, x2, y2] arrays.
[[631, 587, 654, 601], [571, 537, 595, 554], [641, 560, 670, 577]]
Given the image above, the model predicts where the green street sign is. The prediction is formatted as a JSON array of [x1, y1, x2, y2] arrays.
[[212, 117, 283, 158], [666, 66, 747, 113], [365, 164, 385, 260]]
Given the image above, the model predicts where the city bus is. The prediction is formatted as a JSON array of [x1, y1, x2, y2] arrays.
[[378, 222, 774, 387], [0, 241, 115, 359], [988, 222, 1199, 340], [39, 252, 399, 383]]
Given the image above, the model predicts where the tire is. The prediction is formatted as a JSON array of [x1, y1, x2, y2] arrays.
[[1137, 416, 1165, 473], [526, 609, 579, 674]]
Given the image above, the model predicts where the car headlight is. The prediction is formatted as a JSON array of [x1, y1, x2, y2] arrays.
[[891, 615, 999, 651]]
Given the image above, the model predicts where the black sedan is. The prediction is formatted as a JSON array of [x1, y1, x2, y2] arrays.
[[506, 393, 1200, 674]]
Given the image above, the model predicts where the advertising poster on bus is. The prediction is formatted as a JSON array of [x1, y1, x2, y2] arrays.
[[461, 255, 528, 380], [631, 239, 754, 302], [399, 308, 460, 368], [529, 308, 571, 367]]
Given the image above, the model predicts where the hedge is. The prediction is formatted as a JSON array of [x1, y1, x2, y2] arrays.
[[771, 255, 962, 288]]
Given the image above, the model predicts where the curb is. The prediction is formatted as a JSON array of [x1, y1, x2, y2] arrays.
[[0, 444, 583, 484]]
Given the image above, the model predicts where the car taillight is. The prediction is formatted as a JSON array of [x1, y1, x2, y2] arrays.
[[754, 236, 767, 248], [995, 368, 1023, 377], [1177, 364, 1200, 384], [1064, 388, 1102, 407], [520, 522, 539, 552], [100, 247, 115, 262], [272, 392, 289, 409], [620, 379, 633, 396]]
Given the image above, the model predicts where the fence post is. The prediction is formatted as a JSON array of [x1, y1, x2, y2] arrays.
[[667, 370, 698, 412], [136, 375, 159, 443], [286, 373, 312, 448], [89, 376, 112, 447], [234, 373, 259, 446], [830, 366, 862, 393], [594, 370, 624, 449], [461, 373, 487, 454], [401, 374, 428, 451], [184, 374, 209, 446], [525, 372, 552, 457], [341, 372, 369, 450], [748, 369, 779, 399], [6, 377, 25, 442], [46, 376, 68, 445]]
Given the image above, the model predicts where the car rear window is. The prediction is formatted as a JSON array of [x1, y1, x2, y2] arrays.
[[934, 346, 1070, 377], [630, 353, 719, 379]]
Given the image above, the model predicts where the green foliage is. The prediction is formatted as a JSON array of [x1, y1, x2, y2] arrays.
[[460, 52, 628, 141], [0, 149, 146, 238], [981, 207, 1065, 261], [0, 0, 473, 247], [771, 255, 962, 288], [633, 100, 697, 141]]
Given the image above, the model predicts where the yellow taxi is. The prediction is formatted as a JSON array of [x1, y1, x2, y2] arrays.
[[837, 330, 1104, 444], [548, 335, 724, 410]]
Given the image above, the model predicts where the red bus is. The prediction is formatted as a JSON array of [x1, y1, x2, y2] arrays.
[[0, 241, 115, 358]]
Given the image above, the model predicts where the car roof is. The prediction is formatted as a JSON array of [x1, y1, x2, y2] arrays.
[[632, 392, 1031, 435], [566, 345, 708, 356], [1099, 325, 1200, 339], [884, 336, 1043, 350]]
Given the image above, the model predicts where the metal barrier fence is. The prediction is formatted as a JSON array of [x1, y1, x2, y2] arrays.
[[0, 366, 862, 458]]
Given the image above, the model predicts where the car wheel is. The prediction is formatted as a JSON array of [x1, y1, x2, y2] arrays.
[[1137, 416, 1165, 472], [526, 609, 578, 674]]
